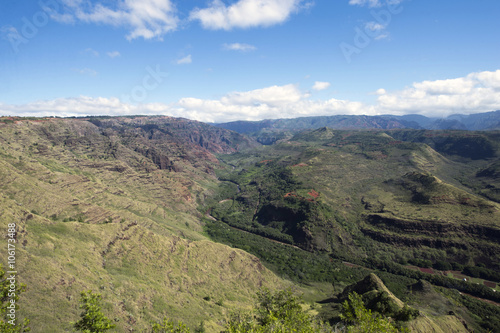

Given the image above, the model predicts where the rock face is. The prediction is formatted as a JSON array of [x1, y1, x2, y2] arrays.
[[87, 116, 259, 154]]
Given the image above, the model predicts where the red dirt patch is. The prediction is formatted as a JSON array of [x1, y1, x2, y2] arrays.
[[292, 163, 308, 167], [308, 189, 320, 199], [484, 281, 497, 288], [419, 267, 435, 274]]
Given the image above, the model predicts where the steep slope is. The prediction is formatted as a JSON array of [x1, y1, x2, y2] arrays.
[[6, 200, 289, 332], [0, 117, 293, 332]]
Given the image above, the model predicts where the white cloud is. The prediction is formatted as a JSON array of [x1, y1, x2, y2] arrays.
[[376, 70, 500, 117], [0, 84, 367, 123], [107, 51, 121, 58], [365, 21, 390, 40], [472, 70, 500, 89], [412, 78, 475, 95], [176, 55, 192, 65], [312, 81, 331, 91], [176, 85, 367, 122], [0, 97, 139, 118], [51, 0, 178, 40], [189, 0, 305, 30], [2, 70, 500, 122], [374, 33, 390, 40], [222, 84, 305, 106], [223, 43, 257, 52], [365, 22, 385, 31]]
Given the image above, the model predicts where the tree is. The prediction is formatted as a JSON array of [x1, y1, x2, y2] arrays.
[[225, 288, 330, 333], [150, 317, 190, 333], [0, 265, 30, 332], [73, 290, 115, 333], [340, 292, 400, 333]]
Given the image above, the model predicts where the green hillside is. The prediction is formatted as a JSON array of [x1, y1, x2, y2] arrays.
[[1, 117, 499, 332], [207, 129, 500, 268], [203, 128, 500, 331], [0, 117, 290, 332]]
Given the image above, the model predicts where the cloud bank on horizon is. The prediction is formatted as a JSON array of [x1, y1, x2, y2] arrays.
[[2, 69, 499, 122]]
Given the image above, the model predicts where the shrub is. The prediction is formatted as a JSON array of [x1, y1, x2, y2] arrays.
[[341, 292, 399, 333], [0, 265, 30, 332], [73, 290, 115, 333], [151, 318, 190, 333]]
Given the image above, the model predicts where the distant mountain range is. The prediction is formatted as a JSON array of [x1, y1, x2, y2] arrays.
[[215, 110, 500, 140]]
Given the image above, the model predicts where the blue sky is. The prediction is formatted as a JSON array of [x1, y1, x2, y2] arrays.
[[1, 0, 499, 122]]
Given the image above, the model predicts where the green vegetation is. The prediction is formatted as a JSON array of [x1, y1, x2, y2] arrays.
[[225, 288, 329, 332], [1, 118, 499, 332], [151, 318, 191, 333], [0, 117, 287, 332], [204, 219, 369, 284], [73, 291, 116, 333], [0, 266, 30, 332], [341, 292, 399, 333], [202, 128, 500, 332], [207, 129, 500, 275], [438, 287, 500, 332]]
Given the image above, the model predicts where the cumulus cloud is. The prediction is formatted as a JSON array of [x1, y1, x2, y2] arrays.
[[0, 97, 140, 118], [176, 85, 368, 122], [312, 81, 331, 91], [49, 0, 178, 40], [176, 55, 192, 65], [2, 70, 500, 122], [376, 70, 500, 116], [0, 84, 368, 123], [189, 0, 305, 30], [223, 43, 257, 52]]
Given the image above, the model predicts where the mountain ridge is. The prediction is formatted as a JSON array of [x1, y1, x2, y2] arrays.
[[214, 110, 500, 144]]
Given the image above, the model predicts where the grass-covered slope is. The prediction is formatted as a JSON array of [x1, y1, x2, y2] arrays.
[[1, 117, 499, 332], [0, 117, 294, 332]]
